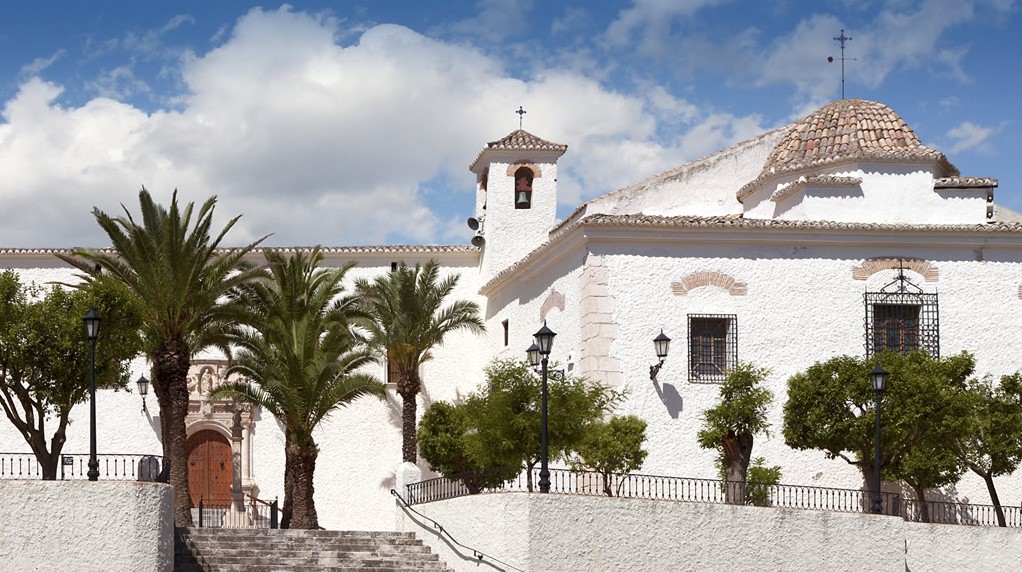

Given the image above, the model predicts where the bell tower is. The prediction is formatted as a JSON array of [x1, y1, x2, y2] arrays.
[[468, 129, 567, 276]]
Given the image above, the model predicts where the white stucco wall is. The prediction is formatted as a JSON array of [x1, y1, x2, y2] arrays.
[[598, 230, 1022, 504], [482, 220, 1022, 510], [743, 165, 989, 224], [1, 480, 173, 572], [477, 157, 560, 279], [574, 128, 783, 222], [398, 492, 1021, 572]]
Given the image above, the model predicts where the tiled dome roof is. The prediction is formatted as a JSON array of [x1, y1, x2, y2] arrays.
[[738, 99, 957, 201]]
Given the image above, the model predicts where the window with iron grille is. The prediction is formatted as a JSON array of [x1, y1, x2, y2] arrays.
[[864, 269, 939, 358], [688, 314, 737, 383]]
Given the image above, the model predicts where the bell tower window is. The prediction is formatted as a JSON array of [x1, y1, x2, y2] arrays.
[[514, 167, 533, 209]]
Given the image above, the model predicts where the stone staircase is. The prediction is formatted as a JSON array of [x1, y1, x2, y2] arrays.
[[174, 528, 454, 572]]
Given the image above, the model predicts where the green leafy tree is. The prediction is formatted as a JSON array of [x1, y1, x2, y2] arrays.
[[210, 248, 386, 529], [57, 189, 266, 525], [0, 273, 142, 479], [783, 351, 975, 516], [697, 363, 772, 504], [417, 401, 518, 493], [715, 457, 782, 506], [354, 260, 484, 464], [568, 415, 648, 496], [462, 359, 621, 491], [418, 359, 622, 491], [952, 374, 1022, 526]]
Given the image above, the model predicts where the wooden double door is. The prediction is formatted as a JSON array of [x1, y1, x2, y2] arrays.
[[186, 429, 233, 507]]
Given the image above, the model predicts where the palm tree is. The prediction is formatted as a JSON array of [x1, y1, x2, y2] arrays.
[[354, 260, 485, 463], [211, 247, 386, 529], [56, 189, 265, 525]]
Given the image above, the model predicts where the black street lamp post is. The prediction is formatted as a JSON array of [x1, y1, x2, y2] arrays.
[[870, 364, 889, 514], [532, 322, 556, 494], [84, 309, 101, 481]]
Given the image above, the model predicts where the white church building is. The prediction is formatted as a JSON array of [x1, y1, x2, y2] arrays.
[[2, 98, 1021, 535]]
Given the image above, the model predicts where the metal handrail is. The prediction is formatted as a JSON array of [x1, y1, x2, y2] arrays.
[[391, 488, 525, 572], [901, 498, 1022, 527]]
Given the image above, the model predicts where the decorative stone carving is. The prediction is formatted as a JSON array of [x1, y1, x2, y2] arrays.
[[852, 258, 939, 282], [671, 271, 748, 296], [185, 359, 260, 503]]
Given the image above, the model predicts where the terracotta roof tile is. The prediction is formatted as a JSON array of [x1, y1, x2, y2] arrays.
[[738, 99, 958, 201], [0, 244, 478, 256], [770, 175, 863, 202], [933, 177, 998, 189], [469, 129, 567, 171]]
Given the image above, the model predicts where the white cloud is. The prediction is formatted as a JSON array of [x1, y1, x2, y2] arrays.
[[447, 0, 534, 42], [756, 14, 846, 102], [604, 0, 728, 52], [0, 6, 708, 248], [944, 121, 1005, 154], [85, 66, 152, 100], [19, 50, 65, 77]]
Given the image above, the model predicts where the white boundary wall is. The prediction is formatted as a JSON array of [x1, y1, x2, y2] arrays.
[[0, 480, 174, 572], [397, 492, 1022, 572]]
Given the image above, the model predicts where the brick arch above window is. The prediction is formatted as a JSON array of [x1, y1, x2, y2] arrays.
[[505, 162, 542, 178], [671, 271, 748, 297], [540, 290, 565, 321], [852, 258, 939, 282]]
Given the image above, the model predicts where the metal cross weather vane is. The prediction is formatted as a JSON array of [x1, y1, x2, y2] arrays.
[[829, 29, 856, 99], [516, 106, 526, 129]]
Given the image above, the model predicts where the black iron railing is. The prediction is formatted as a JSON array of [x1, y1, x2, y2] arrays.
[[196, 495, 278, 529], [0, 452, 168, 482], [902, 498, 1022, 527], [406, 467, 902, 516]]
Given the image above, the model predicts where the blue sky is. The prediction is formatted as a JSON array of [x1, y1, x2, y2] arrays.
[[1, 1, 1018, 247]]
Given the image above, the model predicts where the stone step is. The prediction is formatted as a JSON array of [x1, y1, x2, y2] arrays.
[[207, 567, 451, 572], [175, 527, 453, 572], [195, 548, 436, 561], [190, 536, 429, 546], [199, 552, 440, 564]]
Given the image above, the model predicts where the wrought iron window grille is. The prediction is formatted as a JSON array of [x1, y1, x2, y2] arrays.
[[687, 314, 737, 383], [864, 262, 939, 358]]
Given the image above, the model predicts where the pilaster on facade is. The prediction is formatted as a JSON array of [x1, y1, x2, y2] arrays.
[[579, 255, 622, 387]]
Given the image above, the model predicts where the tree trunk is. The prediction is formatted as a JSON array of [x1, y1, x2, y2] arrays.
[[722, 432, 753, 504], [287, 440, 319, 529], [280, 447, 294, 529], [981, 472, 1007, 527], [153, 338, 193, 526], [397, 372, 422, 464], [911, 482, 930, 523], [602, 471, 614, 497], [42, 419, 68, 481]]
